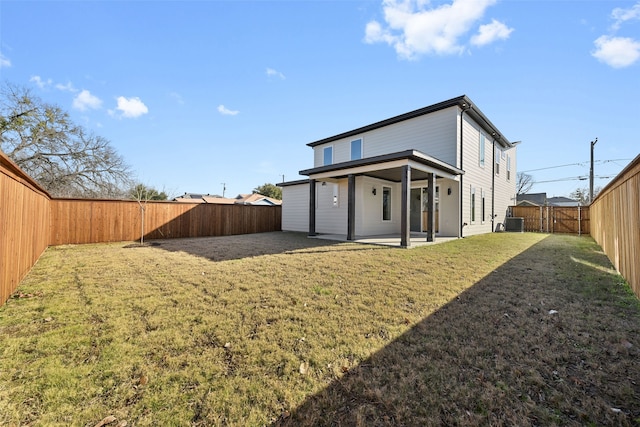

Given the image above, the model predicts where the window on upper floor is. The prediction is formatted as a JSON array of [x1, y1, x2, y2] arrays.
[[495, 148, 501, 175], [479, 134, 485, 167], [323, 146, 333, 166], [351, 138, 362, 161], [507, 154, 512, 181]]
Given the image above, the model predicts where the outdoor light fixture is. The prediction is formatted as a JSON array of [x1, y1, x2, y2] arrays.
[[447, 187, 452, 195], [372, 187, 377, 196]]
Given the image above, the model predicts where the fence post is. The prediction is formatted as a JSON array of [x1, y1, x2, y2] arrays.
[[539, 206, 542, 232], [578, 206, 581, 236]]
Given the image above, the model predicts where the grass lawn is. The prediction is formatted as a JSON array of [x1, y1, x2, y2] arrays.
[[1, 232, 639, 426]]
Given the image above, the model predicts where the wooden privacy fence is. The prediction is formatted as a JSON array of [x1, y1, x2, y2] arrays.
[[590, 154, 640, 299], [510, 205, 590, 235], [1, 150, 282, 306], [50, 199, 282, 245]]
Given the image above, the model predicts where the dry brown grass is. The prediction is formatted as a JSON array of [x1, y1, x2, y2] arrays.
[[0, 232, 638, 426]]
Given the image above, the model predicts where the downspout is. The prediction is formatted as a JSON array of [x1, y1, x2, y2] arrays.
[[459, 102, 472, 238], [491, 137, 496, 232]]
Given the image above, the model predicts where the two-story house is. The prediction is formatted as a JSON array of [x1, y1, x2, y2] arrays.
[[279, 95, 518, 247]]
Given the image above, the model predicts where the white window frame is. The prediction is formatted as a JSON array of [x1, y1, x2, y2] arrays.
[[479, 134, 485, 168], [350, 138, 363, 161], [481, 190, 486, 223], [495, 148, 501, 175], [507, 154, 512, 181], [323, 146, 333, 166]]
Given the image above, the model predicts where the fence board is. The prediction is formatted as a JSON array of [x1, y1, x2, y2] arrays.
[[511, 205, 590, 235], [590, 155, 640, 299], [49, 199, 281, 245], [1, 152, 50, 305]]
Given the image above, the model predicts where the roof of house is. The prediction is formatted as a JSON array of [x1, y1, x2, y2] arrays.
[[306, 95, 514, 149], [516, 193, 547, 206], [547, 196, 581, 206], [235, 193, 282, 206]]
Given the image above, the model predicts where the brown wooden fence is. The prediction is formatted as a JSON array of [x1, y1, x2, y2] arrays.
[[590, 154, 640, 299], [1, 152, 51, 305], [50, 199, 282, 245], [1, 151, 282, 306], [510, 205, 590, 235]]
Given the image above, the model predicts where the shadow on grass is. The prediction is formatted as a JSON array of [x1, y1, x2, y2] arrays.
[[133, 231, 386, 263], [274, 235, 640, 426]]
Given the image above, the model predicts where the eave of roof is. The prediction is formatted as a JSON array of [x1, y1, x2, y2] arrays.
[[299, 149, 464, 179], [306, 95, 513, 149]]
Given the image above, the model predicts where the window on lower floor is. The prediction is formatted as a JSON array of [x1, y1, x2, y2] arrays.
[[481, 190, 486, 223], [471, 187, 476, 223], [382, 187, 391, 221]]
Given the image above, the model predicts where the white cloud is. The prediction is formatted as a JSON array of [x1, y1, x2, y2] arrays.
[[266, 68, 286, 80], [73, 90, 103, 111], [611, 1, 640, 30], [170, 92, 185, 105], [30, 75, 52, 89], [55, 82, 76, 92], [364, 0, 504, 59], [592, 35, 640, 68], [0, 53, 10, 68], [217, 104, 239, 116], [471, 19, 513, 46], [114, 96, 149, 118]]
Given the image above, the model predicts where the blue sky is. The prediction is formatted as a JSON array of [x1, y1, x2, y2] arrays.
[[1, 0, 638, 199]]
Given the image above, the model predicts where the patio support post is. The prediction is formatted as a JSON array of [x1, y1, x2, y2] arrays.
[[426, 172, 435, 242], [308, 179, 316, 236], [347, 174, 356, 241], [401, 165, 411, 248]]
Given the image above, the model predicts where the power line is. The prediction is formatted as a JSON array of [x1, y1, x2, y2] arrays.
[[521, 158, 631, 173], [533, 175, 614, 184]]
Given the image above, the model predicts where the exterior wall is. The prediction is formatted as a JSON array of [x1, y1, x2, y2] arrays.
[[281, 183, 310, 232], [458, 112, 517, 237], [315, 180, 348, 234], [313, 107, 459, 167], [357, 176, 402, 236]]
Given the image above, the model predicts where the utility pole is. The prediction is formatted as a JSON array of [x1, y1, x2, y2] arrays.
[[589, 138, 598, 204], [221, 182, 226, 198]]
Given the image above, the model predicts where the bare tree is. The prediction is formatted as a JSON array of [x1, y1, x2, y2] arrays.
[[516, 172, 534, 195], [1, 82, 132, 198]]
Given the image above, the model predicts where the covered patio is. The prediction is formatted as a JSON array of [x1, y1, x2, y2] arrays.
[[300, 149, 464, 248], [310, 233, 459, 248]]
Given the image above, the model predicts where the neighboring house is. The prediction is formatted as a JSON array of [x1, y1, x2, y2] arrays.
[[234, 193, 282, 206], [547, 196, 581, 207], [516, 193, 581, 207], [516, 192, 547, 206], [173, 193, 281, 206], [278, 95, 518, 247]]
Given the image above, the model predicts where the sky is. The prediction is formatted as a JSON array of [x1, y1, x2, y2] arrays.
[[1, 0, 639, 199]]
